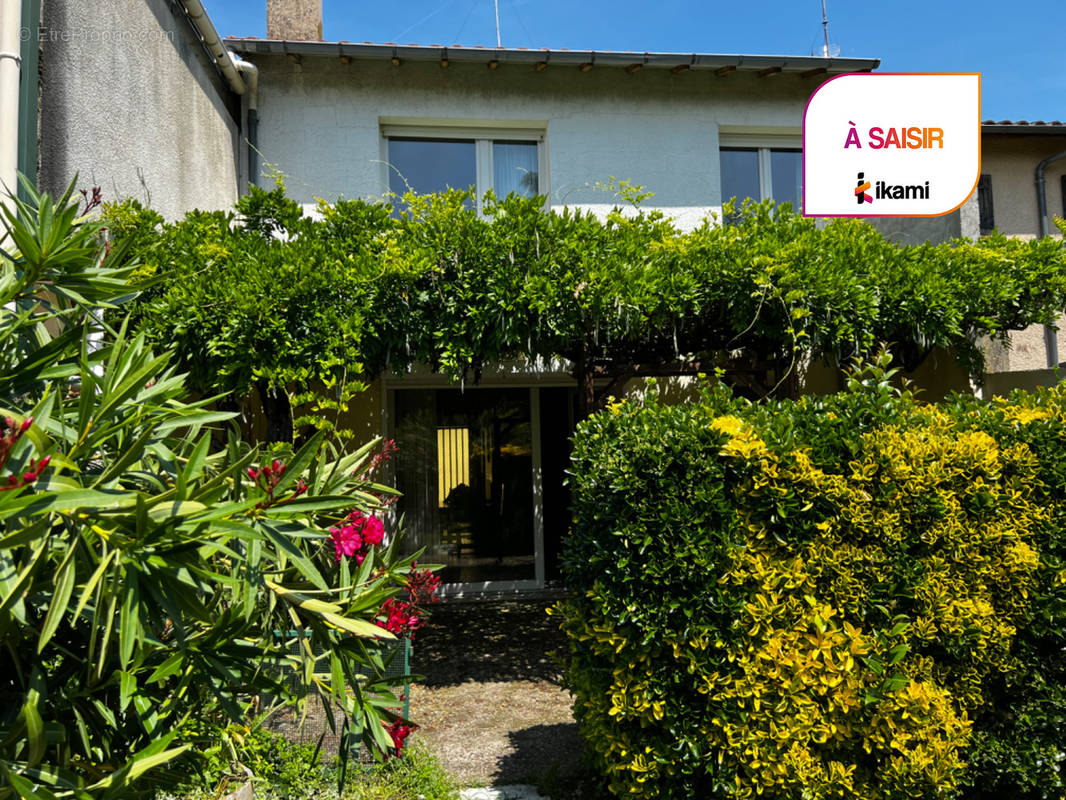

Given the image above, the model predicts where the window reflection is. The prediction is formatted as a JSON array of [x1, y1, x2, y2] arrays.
[[394, 389, 535, 585], [720, 146, 803, 220], [387, 138, 476, 197], [720, 148, 759, 222], [771, 150, 803, 211]]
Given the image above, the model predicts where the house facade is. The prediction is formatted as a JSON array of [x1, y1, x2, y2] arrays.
[[227, 7, 884, 593], [229, 37, 878, 231]]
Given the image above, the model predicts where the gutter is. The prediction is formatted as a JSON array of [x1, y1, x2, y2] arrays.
[[229, 38, 881, 75], [1036, 148, 1066, 368], [179, 1, 260, 190], [0, 0, 22, 205], [180, 0, 245, 96], [983, 124, 1066, 136]]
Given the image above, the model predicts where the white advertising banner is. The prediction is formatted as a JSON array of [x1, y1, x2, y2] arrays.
[[803, 73, 981, 217]]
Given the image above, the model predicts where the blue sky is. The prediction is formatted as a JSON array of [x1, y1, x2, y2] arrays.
[[203, 0, 1064, 121]]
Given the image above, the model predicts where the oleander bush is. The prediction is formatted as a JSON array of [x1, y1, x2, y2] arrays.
[[0, 181, 440, 799], [557, 356, 1066, 799]]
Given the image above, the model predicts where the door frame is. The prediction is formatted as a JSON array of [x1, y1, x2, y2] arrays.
[[382, 363, 574, 596]]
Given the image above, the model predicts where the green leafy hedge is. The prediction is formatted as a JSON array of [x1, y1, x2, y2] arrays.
[[107, 187, 1066, 437], [557, 362, 1066, 799]]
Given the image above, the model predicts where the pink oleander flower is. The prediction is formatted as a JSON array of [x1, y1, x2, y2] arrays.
[[407, 564, 442, 606], [327, 509, 386, 564], [329, 524, 364, 562], [356, 511, 385, 546], [375, 598, 421, 636], [383, 718, 416, 756]]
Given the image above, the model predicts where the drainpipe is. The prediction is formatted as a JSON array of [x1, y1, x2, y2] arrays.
[[179, 1, 264, 192], [1036, 148, 1066, 368], [230, 52, 259, 188], [180, 0, 245, 96], [0, 0, 22, 208]]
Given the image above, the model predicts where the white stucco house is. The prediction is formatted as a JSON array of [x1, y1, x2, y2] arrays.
[[223, 2, 884, 592]]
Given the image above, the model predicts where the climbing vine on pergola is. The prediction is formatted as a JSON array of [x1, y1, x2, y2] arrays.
[[108, 185, 1066, 440]]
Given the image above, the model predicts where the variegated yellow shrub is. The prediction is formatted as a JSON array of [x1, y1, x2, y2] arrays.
[[560, 379, 1066, 799]]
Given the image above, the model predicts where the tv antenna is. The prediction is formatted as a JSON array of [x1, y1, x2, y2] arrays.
[[819, 0, 839, 57], [494, 0, 502, 47]]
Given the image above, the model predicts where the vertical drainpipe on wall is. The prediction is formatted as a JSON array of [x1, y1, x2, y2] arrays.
[[1036, 149, 1066, 368], [0, 0, 23, 210], [15, 0, 38, 201], [230, 52, 259, 189]]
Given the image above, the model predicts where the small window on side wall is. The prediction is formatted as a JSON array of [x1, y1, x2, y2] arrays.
[[977, 174, 995, 236]]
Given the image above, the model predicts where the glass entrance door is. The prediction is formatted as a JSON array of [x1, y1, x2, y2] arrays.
[[393, 387, 536, 586]]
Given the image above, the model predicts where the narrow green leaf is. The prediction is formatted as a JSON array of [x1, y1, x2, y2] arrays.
[[260, 522, 329, 591], [37, 547, 77, 652], [118, 575, 140, 670], [21, 690, 46, 767], [73, 549, 116, 621]]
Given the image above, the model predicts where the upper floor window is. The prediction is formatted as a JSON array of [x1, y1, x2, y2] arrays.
[[387, 138, 478, 198], [720, 145, 802, 221], [383, 126, 544, 207], [977, 174, 995, 236]]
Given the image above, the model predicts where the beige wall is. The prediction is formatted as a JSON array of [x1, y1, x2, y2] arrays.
[[985, 367, 1066, 398], [982, 134, 1066, 238], [335, 380, 386, 445], [986, 323, 1066, 374]]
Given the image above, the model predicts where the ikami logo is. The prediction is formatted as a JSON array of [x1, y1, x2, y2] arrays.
[[853, 170, 931, 203], [855, 172, 873, 205], [803, 74, 979, 216]]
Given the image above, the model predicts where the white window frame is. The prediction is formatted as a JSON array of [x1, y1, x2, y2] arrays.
[[719, 132, 803, 207], [379, 121, 549, 211]]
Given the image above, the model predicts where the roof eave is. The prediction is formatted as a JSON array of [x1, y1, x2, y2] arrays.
[[226, 38, 880, 74], [982, 124, 1066, 136]]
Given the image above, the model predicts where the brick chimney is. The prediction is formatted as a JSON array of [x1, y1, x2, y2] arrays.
[[267, 0, 323, 40]]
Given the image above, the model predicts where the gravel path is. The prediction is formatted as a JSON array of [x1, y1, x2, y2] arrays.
[[408, 596, 587, 790]]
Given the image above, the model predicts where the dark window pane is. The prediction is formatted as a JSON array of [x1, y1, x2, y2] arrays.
[[493, 141, 539, 197], [720, 149, 760, 222], [978, 174, 995, 235], [388, 138, 476, 197], [771, 150, 802, 211]]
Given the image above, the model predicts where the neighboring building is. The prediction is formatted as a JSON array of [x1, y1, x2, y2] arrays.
[[976, 121, 1066, 389], [12, 0, 251, 220], [979, 120, 1066, 240]]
